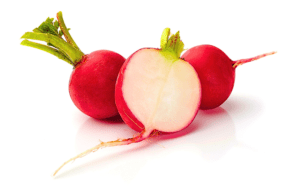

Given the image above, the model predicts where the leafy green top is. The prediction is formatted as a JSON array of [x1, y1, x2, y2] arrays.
[[160, 28, 184, 59], [33, 17, 64, 37], [20, 12, 84, 66]]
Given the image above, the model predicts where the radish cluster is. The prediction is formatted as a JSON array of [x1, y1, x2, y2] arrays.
[[21, 12, 276, 176]]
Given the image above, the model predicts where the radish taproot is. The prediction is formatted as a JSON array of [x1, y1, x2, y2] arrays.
[[181, 45, 276, 109], [21, 12, 125, 119], [53, 28, 201, 176]]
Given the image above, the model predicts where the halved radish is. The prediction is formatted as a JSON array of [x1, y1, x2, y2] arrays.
[[53, 28, 201, 176], [116, 48, 201, 134]]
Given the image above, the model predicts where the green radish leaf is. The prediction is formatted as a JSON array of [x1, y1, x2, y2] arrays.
[[161, 28, 184, 59], [20, 12, 84, 66], [33, 17, 70, 38]]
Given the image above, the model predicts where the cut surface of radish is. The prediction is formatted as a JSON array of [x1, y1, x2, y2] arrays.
[[122, 49, 200, 133]]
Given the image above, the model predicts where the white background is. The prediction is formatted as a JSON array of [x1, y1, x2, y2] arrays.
[[1, 0, 299, 187]]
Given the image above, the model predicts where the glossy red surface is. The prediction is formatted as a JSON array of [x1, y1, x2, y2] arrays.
[[69, 50, 125, 119], [182, 45, 235, 109]]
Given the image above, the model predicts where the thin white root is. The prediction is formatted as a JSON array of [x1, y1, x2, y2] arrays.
[[53, 130, 154, 176]]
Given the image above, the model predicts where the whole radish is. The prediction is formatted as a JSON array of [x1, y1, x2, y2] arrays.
[[53, 28, 201, 176], [21, 12, 125, 119], [181, 45, 276, 110]]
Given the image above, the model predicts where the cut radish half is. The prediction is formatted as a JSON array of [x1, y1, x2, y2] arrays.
[[117, 48, 200, 134]]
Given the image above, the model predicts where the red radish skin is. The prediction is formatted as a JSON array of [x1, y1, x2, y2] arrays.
[[181, 45, 276, 110], [53, 28, 201, 176], [69, 50, 125, 119], [21, 12, 125, 119]]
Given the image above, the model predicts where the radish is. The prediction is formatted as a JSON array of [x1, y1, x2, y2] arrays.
[[181, 45, 276, 109], [21, 12, 125, 119], [53, 28, 201, 176]]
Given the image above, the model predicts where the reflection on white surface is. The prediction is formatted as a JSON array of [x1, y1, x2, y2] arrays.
[[64, 95, 265, 180], [194, 108, 236, 161], [69, 107, 236, 177]]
